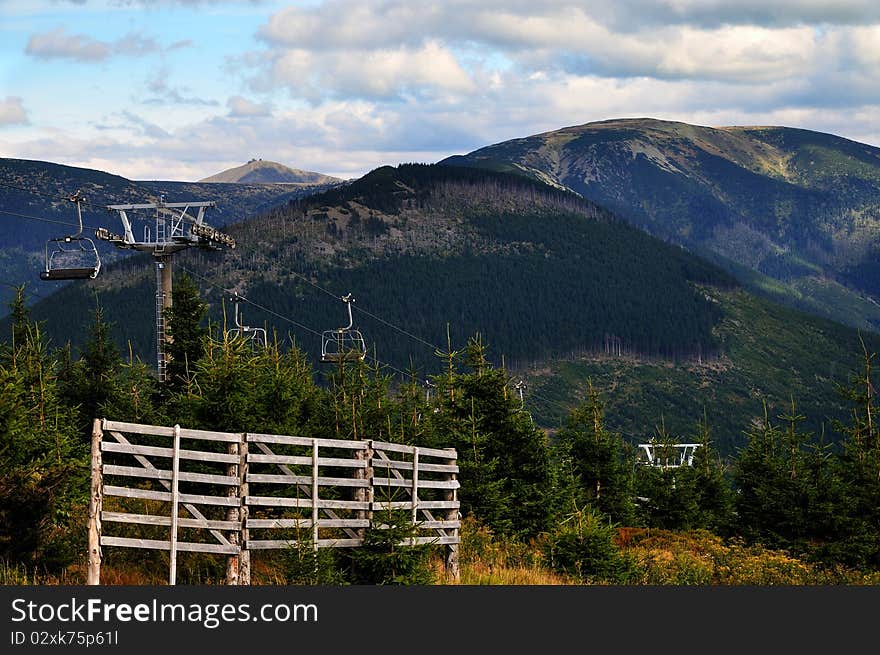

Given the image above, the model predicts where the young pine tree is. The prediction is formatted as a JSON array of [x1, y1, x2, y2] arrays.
[[553, 381, 634, 526], [164, 273, 209, 392]]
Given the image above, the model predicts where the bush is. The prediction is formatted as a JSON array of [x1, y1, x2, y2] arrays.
[[542, 508, 638, 584], [350, 508, 435, 585]]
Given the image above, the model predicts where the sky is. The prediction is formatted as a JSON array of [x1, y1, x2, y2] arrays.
[[1, 0, 879, 182]]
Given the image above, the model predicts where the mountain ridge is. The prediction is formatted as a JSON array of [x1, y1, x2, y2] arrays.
[[198, 159, 342, 185], [12, 162, 878, 455], [442, 118, 880, 332], [0, 157, 341, 312]]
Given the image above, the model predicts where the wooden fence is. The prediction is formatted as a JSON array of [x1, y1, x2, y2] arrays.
[[87, 418, 460, 585]]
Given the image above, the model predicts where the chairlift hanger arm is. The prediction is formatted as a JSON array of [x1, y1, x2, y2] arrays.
[[339, 293, 355, 331]]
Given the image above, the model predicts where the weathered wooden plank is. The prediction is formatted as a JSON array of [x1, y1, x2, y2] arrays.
[[407, 536, 460, 546], [103, 421, 174, 437], [246, 473, 369, 487], [100, 536, 239, 555], [246, 496, 370, 510], [246, 538, 369, 550], [251, 442, 362, 542], [101, 511, 239, 531], [372, 460, 458, 474], [372, 477, 460, 490], [103, 465, 237, 486], [247, 453, 366, 468], [371, 500, 459, 510], [168, 424, 181, 586], [245, 539, 309, 550], [246, 518, 370, 529], [102, 431, 231, 548], [177, 428, 240, 444], [311, 444, 319, 549], [238, 436, 250, 586], [104, 485, 171, 502], [248, 433, 365, 450], [372, 441, 456, 460], [316, 538, 364, 548], [250, 536, 458, 549], [226, 436, 241, 586], [104, 421, 239, 443], [104, 485, 240, 507], [177, 492, 240, 507], [101, 441, 238, 464], [413, 520, 461, 530]]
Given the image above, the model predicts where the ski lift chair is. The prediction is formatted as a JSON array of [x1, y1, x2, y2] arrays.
[[321, 293, 366, 363], [228, 293, 267, 347], [40, 193, 101, 281]]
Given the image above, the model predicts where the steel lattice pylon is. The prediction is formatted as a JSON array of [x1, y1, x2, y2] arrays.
[[98, 198, 235, 381]]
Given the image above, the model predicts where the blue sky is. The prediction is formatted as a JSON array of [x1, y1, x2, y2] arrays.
[[2, 0, 880, 181]]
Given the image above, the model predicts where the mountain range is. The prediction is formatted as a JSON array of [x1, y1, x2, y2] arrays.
[[11, 160, 878, 454], [3, 118, 880, 454], [0, 158, 342, 310], [443, 118, 880, 332], [198, 159, 342, 185]]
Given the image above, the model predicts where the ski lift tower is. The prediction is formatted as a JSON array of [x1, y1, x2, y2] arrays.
[[96, 197, 235, 382]]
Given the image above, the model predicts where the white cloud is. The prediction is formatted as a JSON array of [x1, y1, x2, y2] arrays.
[[265, 40, 477, 101], [227, 95, 271, 117], [26, 27, 111, 60], [144, 70, 220, 106], [245, 0, 880, 112], [0, 97, 29, 126], [7, 0, 880, 182], [25, 26, 163, 61]]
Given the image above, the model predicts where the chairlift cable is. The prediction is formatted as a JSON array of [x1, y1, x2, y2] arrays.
[[178, 265, 411, 378], [0, 180, 194, 215], [0, 208, 95, 228]]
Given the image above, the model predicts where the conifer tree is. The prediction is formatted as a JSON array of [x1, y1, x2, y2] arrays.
[[420, 335, 552, 538], [553, 381, 634, 525], [58, 304, 120, 438], [831, 341, 880, 568], [733, 400, 814, 551], [164, 272, 209, 391], [0, 296, 84, 567]]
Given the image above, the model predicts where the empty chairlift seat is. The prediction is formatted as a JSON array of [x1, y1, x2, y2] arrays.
[[40, 193, 101, 281], [321, 293, 366, 363]]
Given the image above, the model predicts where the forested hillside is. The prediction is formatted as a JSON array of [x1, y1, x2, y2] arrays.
[[0, 157, 341, 311], [13, 163, 879, 454], [443, 118, 880, 332], [4, 283, 880, 586]]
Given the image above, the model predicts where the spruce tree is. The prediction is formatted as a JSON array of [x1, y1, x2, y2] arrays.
[[553, 381, 635, 525], [831, 342, 880, 568], [0, 302, 84, 567], [164, 272, 209, 391], [420, 335, 552, 538]]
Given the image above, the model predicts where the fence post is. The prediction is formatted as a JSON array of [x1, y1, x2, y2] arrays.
[[365, 440, 374, 529], [87, 418, 103, 585], [225, 435, 241, 585], [168, 424, 181, 586], [411, 447, 419, 545], [443, 451, 460, 583], [354, 440, 368, 540], [239, 434, 250, 585], [312, 440, 319, 550]]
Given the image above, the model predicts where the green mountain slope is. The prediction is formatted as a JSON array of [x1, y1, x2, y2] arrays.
[[198, 158, 341, 185], [0, 157, 341, 311], [442, 118, 880, 332], [15, 163, 878, 454]]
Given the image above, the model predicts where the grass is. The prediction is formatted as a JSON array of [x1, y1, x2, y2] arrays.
[[6, 516, 880, 587]]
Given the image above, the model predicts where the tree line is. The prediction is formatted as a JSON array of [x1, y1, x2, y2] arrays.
[[2, 277, 880, 582]]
